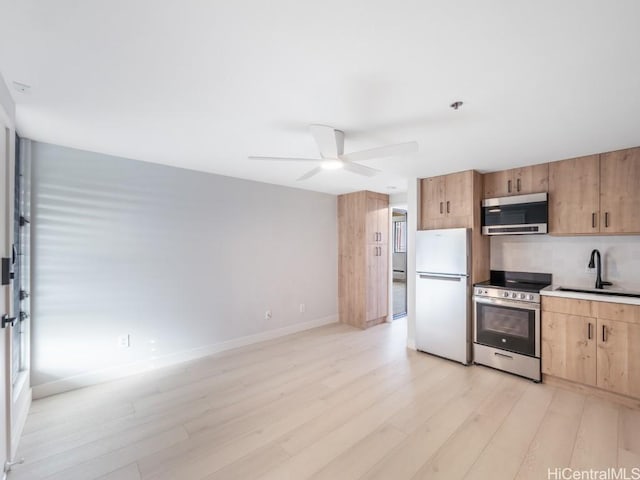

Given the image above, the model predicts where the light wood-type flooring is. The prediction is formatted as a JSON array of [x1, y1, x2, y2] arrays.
[[12, 319, 640, 480]]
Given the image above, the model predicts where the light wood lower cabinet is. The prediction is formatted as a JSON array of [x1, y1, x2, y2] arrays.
[[542, 296, 640, 399], [542, 311, 596, 386], [597, 319, 640, 398]]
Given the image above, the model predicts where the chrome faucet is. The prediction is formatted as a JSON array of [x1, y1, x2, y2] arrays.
[[588, 249, 612, 289]]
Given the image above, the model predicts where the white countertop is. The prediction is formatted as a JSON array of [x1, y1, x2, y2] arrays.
[[541, 285, 640, 306]]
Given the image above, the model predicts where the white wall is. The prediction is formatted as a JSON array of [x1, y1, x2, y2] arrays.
[[491, 235, 640, 291], [30, 141, 338, 397], [405, 179, 418, 349]]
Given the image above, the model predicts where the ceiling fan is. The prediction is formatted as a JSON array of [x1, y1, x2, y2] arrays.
[[249, 125, 418, 180]]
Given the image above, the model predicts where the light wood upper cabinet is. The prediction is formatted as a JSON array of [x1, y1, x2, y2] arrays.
[[420, 170, 474, 230], [366, 194, 389, 244], [542, 297, 640, 399], [420, 176, 446, 225], [483, 164, 549, 198], [548, 147, 640, 235], [600, 147, 640, 234], [548, 154, 600, 234], [444, 171, 473, 220]]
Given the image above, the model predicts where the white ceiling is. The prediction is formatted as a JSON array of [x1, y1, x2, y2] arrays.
[[1, 0, 640, 195]]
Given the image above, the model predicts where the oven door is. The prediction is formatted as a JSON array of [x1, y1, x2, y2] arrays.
[[473, 296, 540, 357]]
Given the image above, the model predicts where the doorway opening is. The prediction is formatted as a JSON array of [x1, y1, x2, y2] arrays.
[[392, 209, 407, 319]]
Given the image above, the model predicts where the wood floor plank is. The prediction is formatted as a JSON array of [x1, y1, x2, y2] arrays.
[[570, 396, 619, 470], [363, 367, 503, 480], [94, 463, 141, 480], [515, 389, 587, 479], [410, 375, 528, 480], [464, 382, 555, 480], [309, 423, 407, 480]]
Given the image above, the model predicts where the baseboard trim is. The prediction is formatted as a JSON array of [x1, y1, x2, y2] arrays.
[[33, 315, 338, 399]]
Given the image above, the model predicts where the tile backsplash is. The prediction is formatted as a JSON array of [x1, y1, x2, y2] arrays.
[[490, 235, 640, 291]]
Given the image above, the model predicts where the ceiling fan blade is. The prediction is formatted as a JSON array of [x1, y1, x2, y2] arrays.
[[310, 124, 344, 158], [342, 162, 380, 177], [297, 166, 323, 181], [248, 156, 320, 162], [341, 141, 418, 163]]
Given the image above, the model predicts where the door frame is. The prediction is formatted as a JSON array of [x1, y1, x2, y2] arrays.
[[0, 86, 31, 472], [390, 208, 407, 319], [387, 197, 409, 323]]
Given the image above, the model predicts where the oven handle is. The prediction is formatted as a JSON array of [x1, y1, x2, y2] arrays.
[[473, 295, 540, 311]]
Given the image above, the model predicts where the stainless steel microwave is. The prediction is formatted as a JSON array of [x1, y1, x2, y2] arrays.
[[481, 192, 548, 235]]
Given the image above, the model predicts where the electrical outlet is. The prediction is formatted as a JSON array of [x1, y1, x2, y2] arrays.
[[264, 310, 272, 320], [299, 303, 305, 313], [117, 334, 130, 348]]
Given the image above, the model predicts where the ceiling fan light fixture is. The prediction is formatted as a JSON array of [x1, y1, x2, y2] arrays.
[[321, 159, 343, 170]]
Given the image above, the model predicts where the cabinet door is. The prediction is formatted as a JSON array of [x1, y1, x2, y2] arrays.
[[366, 245, 388, 323], [376, 197, 389, 244], [365, 245, 379, 322], [548, 155, 600, 234], [541, 311, 596, 386], [600, 147, 640, 234], [513, 163, 549, 195], [420, 176, 445, 229], [365, 195, 380, 244], [483, 170, 512, 198], [597, 319, 640, 398], [444, 170, 473, 219]]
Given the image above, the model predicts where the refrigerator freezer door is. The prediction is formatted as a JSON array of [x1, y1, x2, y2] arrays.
[[415, 273, 470, 364], [415, 228, 470, 276]]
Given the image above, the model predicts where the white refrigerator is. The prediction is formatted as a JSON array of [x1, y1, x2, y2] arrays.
[[415, 228, 471, 365]]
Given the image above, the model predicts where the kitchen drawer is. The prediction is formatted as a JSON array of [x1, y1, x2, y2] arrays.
[[594, 301, 640, 325], [541, 296, 594, 317]]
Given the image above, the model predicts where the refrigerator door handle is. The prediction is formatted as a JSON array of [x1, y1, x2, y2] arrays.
[[417, 273, 465, 281]]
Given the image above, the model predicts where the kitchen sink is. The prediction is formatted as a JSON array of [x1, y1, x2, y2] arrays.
[[556, 287, 640, 298]]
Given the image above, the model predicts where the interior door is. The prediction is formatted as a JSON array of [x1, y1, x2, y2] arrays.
[[0, 120, 10, 476]]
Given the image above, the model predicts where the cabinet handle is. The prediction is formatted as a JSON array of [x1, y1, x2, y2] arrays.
[[605, 212, 609, 228], [439, 202, 443, 214], [516, 178, 521, 192], [378, 246, 381, 256], [587, 322, 592, 340], [507, 180, 512, 193], [592, 212, 596, 228], [446, 201, 450, 214], [602, 325, 607, 342]]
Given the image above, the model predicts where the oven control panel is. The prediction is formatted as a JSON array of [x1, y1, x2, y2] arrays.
[[474, 287, 539, 303]]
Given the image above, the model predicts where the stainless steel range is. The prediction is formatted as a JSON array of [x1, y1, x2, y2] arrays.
[[472, 271, 552, 382]]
